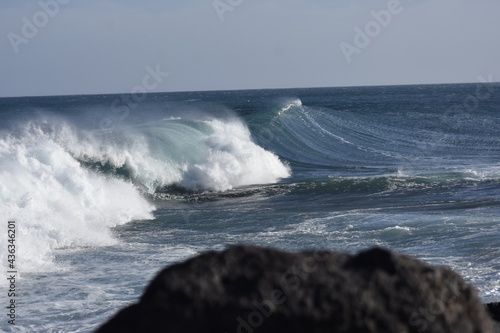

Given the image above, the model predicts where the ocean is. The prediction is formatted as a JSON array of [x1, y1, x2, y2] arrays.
[[1, 83, 499, 332]]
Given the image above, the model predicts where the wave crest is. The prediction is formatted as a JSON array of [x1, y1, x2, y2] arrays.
[[0, 113, 290, 272], [279, 98, 303, 114], [72, 116, 291, 192], [179, 118, 291, 191]]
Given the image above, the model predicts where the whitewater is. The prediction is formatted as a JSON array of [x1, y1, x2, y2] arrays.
[[0, 84, 499, 332], [0, 110, 290, 275]]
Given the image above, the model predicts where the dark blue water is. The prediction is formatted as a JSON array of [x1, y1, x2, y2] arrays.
[[1, 84, 499, 332]]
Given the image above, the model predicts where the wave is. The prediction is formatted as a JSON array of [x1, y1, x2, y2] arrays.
[[249, 99, 395, 169], [247, 98, 500, 173], [0, 112, 290, 272], [75, 116, 291, 192], [287, 171, 500, 195], [2, 92, 498, 273], [0, 126, 155, 273], [279, 98, 303, 114]]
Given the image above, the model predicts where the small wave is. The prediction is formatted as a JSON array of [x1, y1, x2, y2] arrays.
[[279, 98, 302, 114], [164, 116, 182, 121], [383, 226, 413, 232]]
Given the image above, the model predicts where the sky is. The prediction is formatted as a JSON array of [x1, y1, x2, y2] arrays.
[[0, 0, 499, 97]]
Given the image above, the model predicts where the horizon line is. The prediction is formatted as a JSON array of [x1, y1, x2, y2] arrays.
[[1, 80, 498, 99]]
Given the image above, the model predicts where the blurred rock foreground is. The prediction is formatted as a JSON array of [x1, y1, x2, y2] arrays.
[[97, 245, 499, 333]]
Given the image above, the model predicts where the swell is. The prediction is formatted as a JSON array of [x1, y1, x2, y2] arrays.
[[246, 98, 500, 174]]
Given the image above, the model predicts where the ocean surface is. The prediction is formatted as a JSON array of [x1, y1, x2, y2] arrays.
[[1, 84, 499, 332]]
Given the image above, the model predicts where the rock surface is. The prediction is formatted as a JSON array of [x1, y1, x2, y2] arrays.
[[487, 302, 500, 322], [486, 303, 500, 333], [97, 246, 496, 333]]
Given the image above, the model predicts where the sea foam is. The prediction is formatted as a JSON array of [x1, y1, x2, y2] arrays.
[[0, 113, 290, 274], [0, 125, 155, 274], [67, 115, 291, 192]]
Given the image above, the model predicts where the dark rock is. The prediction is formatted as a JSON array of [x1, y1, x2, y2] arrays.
[[486, 303, 500, 333], [97, 246, 495, 333], [486, 302, 500, 322]]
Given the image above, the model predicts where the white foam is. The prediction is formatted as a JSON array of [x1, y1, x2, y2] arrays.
[[0, 125, 154, 275], [181, 119, 291, 191], [65, 116, 291, 192], [0, 114, 290, 275], [279, 98, 303, 114]]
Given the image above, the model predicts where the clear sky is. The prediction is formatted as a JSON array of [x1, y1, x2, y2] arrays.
[[1, 0, 499, 97]]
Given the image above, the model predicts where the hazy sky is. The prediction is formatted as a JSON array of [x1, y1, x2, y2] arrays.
[[1, 0, 499, 97]]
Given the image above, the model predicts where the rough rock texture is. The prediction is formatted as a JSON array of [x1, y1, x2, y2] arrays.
[[97, 246, 495, 333]]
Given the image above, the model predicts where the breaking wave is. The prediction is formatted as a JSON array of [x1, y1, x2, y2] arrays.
[[0, 112, 290, 272]]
